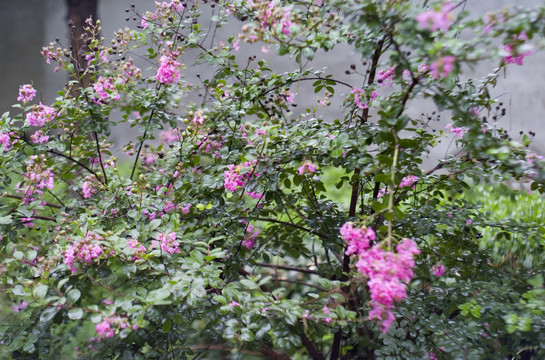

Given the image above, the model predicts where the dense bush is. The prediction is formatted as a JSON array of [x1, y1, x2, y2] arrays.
[[1, 0, 545, 358]]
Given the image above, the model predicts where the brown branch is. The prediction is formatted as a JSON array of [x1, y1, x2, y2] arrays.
[[2, 194, 63, 209], [255, 262, 318, 275]]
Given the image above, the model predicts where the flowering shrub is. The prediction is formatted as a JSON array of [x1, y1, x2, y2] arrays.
[[1, 0, 545, 359]]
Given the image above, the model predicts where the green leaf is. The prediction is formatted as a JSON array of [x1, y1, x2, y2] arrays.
[[68, 308, 83, 320], [33, 284, 48, 299], [66, 289, 81, 304]]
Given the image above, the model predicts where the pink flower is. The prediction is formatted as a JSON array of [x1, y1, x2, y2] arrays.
[[431, 263, 446, 277], [93, 76, 120, 104], [233, 40, 240, 51], [246, 191, 263, 200], [280, 7, 292, 35], [242, 223, 260, 250], [26, 103, 57, 127], [399, 175, 418, 189], [230, 300, 240, 306], [0, 132, 16, 151], [82, 181, 97, 198], [18, 84, 36, 103], [182, 204, 192, 214], [323, 305, 330, 315], [354, 238, 419, 333], [224, 161, 257, 192], [31, 131, 49, 144], [377, 66, 396, 87], [502, 32, 533, 65], [10, 301, 28, 313], [156, 51, 181, 85], [351, 88, 378, 109], [298, 162, 317, 175], [160, 128, 179, 143], [340, 222, 374, 256], [96, 320, 114, 338], [152, 232, 180, 255], [430, 55, 456, 78], [445, 123, 468, 138], [416, 2, 455, 32]]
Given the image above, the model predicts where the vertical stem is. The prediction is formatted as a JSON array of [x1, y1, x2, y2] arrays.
[[387, 144, 399, 250]]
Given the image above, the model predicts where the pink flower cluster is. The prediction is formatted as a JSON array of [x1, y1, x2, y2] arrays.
[[63, 232, 105, 273], [156, 51, 181, 85], [351, 88, 378, 110], [399, 175, 418, 189], [298, 162, 317, 175], [224, 160, 257, 192], [82, 180, 97, 198], [18, 84, 36, 103], [430, 55, 456, 78], [26, 103, 57, 127], [357, 239, 420, 332], [0, 131, 16, 151], [416, 2, 455, 32], [96, 316, 136, 338], [377, 67, 396, 87], [242, 223, 260, 250], [243, 1, 294, 42], [340, 223, 419, 333], [340, 222, 376, 256], [141, 1, 184, 29], [431, 263, 446, 277], [152, 232, 180, 255], [24, 155, 54, 190], [502, 32, 533, 65], [445, 123, 468, 138], [93, 76, 120, 104], [197, 134, 225, 158], [31, 130, 49, 144]]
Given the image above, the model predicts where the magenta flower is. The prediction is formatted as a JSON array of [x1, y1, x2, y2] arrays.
[[82, 181, 97, 199], [351, 88, 378, 110], [31, 131, 49, 144], [416, 2, 455, 32], [96, 320, 114, 338], [0, 132, 16, 151], [399, 175, 418, 189], [431, 263, 446, 277], [445, 123, 468, 138], [152, 232, 180, 255], [377, 66, 396, 87], [340, 222, 374, 256], [26, 103, 57, 127], [156, 51, 181, 85], [18, 84, 36, 103], [298, 162, 317, 175], [430, 55, 456, 78]]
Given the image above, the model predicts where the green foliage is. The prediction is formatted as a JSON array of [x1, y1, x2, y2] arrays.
[[1, 0, 545, 359]]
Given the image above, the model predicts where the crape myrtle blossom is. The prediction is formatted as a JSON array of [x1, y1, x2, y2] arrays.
[[93, 76, 120, 104], [351, 87, 378, 110], [156, 51, 181, 85], [377, 66, 396, 86], [152, 232, 180, 255], [430, 55, 456, 78], [224, 160, 258, 192], [26, 103, 57, 127], [431, 263, 446, 277], [0, 131, 16, 151], [298, 161, 317, 175], [96, 316, 135, 339], [242, 223, 260, 250], [25, 155, 54, 190], [18, 84, 36, 103], [31, 130, 49, 144], [82, 180, 97, 198], [502, 32, 534, 65], [399, 175, 418, 189], [445, 123, 468, 138], [416, 1, 455, 32], [63, 232, 105, 273], [340, 223, 419, 333], [356, 238, 420, 332]]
